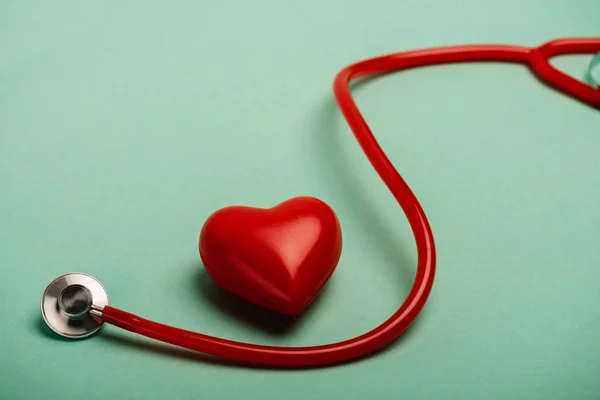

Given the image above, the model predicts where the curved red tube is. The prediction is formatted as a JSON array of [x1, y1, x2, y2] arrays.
[[101, 37, 600, 367]]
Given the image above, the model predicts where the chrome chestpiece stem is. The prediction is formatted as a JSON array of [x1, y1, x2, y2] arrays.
[[41, 273, 110, 338]]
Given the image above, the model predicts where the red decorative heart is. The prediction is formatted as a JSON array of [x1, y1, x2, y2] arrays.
[[199, 196, 343, 316]]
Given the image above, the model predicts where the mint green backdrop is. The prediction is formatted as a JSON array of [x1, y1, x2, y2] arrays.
[[1, 1, 599, 399]]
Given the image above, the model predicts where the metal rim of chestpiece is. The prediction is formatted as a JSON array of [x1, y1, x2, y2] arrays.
[[41, 272, 110, 339]]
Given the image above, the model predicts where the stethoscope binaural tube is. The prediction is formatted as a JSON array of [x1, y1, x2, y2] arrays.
[[41, 37, 600, 367]]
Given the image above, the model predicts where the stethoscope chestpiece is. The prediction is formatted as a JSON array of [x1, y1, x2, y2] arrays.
[[41, 272, 110, 339]]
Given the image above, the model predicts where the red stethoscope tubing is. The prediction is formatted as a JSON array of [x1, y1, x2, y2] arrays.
[[100, 38, 600, 367]]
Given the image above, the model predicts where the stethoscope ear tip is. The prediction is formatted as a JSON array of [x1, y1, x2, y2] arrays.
[[587, 53, 600, 89], [41, 273, 110, 339]]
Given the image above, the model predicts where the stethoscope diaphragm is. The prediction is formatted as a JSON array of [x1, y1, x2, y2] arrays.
[[41, 273, 110, 339]]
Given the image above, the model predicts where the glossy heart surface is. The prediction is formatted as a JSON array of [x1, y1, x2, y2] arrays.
[[199, 197, 342, 315]]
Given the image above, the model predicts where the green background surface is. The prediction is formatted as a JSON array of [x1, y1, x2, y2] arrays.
[[1, 1, 599, 399]]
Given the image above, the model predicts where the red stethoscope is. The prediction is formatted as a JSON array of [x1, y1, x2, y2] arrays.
[[41, 37, 600, 367]]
